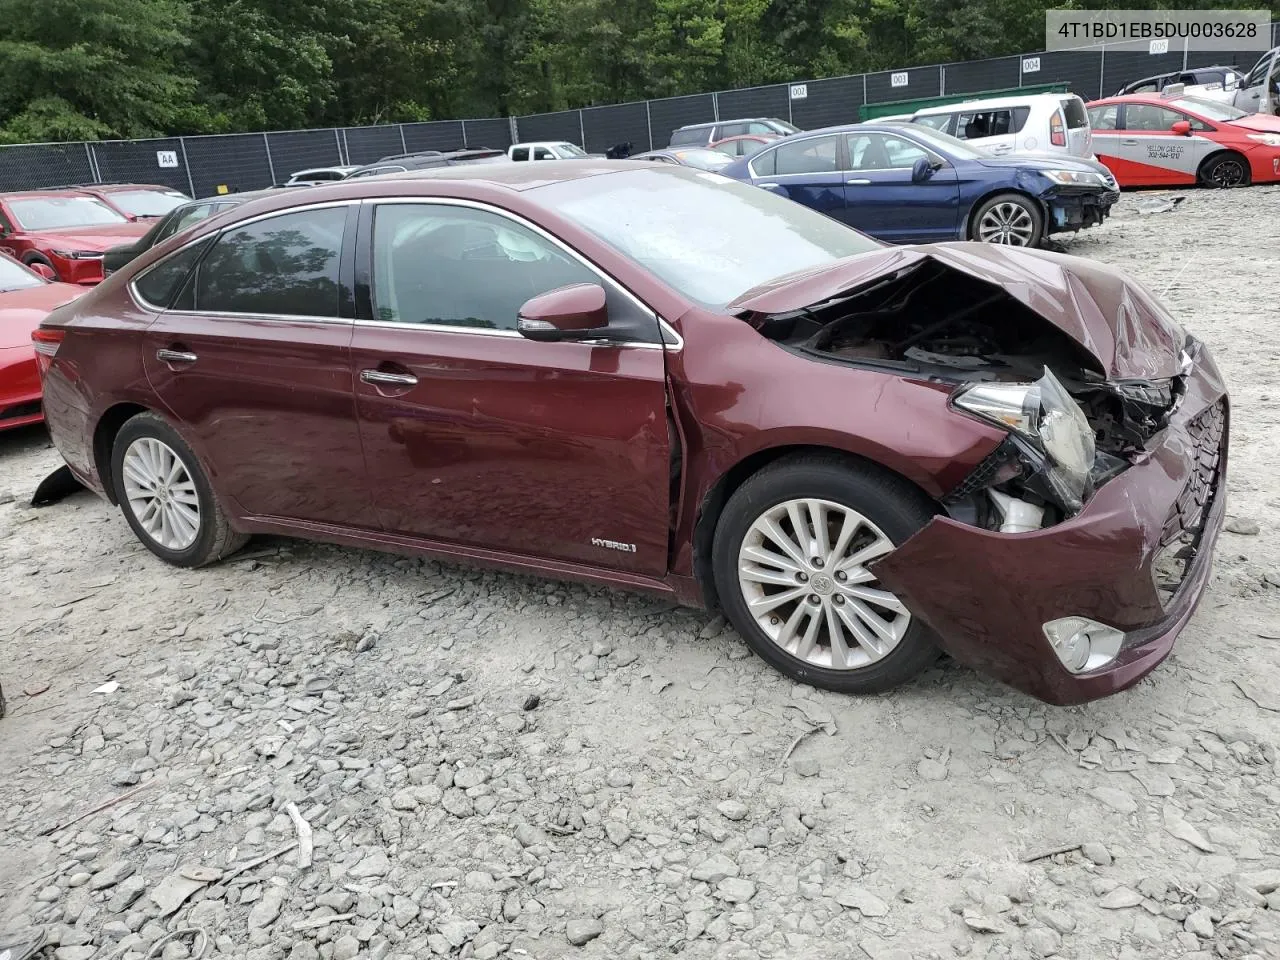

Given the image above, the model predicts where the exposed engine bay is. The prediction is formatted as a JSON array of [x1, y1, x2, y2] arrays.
[[745, 259, 1189, 532]]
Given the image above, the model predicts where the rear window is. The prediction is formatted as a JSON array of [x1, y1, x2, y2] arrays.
[[1060, 97, 1089, 128], [106, 190, 189, 218], [670, 127, 709, 146], [135, 238, 213, 308], [912, 113, 951, 132]]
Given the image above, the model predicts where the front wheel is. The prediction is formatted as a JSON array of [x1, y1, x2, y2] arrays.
[[1198, 152, 1249, 188], [971, 193, 1044, 247], [712, 455, 940, 695], [110, 412, 247, 567]]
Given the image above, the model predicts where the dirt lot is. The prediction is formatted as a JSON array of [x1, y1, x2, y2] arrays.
[[2, 187, 1279, 960]]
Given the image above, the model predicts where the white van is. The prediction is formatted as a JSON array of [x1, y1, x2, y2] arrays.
[[909, 93, 1093, 159], [1234, 47, 1280, 115]]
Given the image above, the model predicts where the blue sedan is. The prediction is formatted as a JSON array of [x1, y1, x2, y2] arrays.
[[718, 122, 1119, 247]]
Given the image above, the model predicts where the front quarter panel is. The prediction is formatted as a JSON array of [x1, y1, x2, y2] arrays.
[[667, 307, 1007, 581]]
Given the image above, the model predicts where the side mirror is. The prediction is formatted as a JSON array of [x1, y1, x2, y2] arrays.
[[517, 283, 609, 342], [1171, 120, 1192, 136], [911, 156, 934, 182], [29, 262, 56, 281]]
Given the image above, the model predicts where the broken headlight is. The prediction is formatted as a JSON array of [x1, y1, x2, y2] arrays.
[[952, 368, 1097, 511]]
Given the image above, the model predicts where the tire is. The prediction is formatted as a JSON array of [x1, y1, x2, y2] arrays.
[[109, 412, 247, 567], [1198, 152, 1250, 188], [24, 254, 59, 282], [970, 192, 1044, 247], [712, 453, 940, 695]]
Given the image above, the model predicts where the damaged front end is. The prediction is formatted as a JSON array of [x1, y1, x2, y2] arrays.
[[737, 248, 1191, 533]]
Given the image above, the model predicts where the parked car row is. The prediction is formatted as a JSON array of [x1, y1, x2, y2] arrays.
[[25, 161, 1227, 707]]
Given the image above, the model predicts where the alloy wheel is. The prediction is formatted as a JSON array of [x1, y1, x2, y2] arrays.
[[121, 437, 202, 551], [977, 202, 1036, 245], [736, 498, 911, 670], [1209, 159, 1245, 187]]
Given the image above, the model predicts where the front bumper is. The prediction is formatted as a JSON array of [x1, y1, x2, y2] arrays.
[[1044, 187, 1119, 234], [52, 257, 105, 285], [873, 342, 1228, 705], [0, 346, 42, 431]]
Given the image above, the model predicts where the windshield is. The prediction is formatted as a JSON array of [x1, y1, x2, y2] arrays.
[[672, 149, 735, 171], [558, 143, 589, 157], [890, 124, 985, 160], [534, 168, 880, 309], [105, 190, 188, 218], [8, 197, 127, 230], [1169, 97, 1249, 121], [769, 119, 802, 135], [0, 255, 43, 292]]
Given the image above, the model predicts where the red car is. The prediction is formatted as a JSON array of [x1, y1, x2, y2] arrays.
[[35, 163, 1226, 705], [0, 191, 151, 285], [0, 253, 80, 430], [79, 184, 191, 222], [1086, 92, 1280, 187]]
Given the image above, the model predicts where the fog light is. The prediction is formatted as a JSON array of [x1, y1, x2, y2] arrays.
[[1042, 617, 1125, 674]]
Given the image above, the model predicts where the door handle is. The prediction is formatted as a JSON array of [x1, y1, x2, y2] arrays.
[[1121, 139, 1139, 146], [360, 369, 418, 387], [156, 349, 197, 364], [846, 178, 872, 185]]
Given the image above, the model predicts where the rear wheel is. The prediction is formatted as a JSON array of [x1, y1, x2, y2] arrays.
[[712, 454, 940, 694], [1198, 152, 1249, 188], [971, 192, 1044, 247], [110, 412, 247, 567]]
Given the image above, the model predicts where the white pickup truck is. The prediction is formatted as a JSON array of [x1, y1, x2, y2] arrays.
[[508, 141, 599, 160]]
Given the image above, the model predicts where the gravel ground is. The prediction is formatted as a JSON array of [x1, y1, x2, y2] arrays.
[[2, 186, 1279, 960]]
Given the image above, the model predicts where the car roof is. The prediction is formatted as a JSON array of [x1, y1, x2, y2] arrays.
[[710, 134, 777, 143], [85, 183, 183, 194], [913, 93, 1079, 114], [675, 117, 780, 130], [0, 188, 114, 201], [511, 141, 575, 148]]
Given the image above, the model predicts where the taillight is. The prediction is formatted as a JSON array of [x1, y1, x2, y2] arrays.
[[32, 327, 63, 376], [1050, 111, 1066, 147]]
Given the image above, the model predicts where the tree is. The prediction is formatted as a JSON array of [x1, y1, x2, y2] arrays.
[[0, 0, 196, 142]]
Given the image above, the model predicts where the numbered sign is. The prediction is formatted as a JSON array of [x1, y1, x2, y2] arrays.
[[890, 72, 909, 88], [1149, 38, 1169, 55], [156, 150, 179, 168], [789, 84, 808, 101], [1022, 57, 1041, 74]]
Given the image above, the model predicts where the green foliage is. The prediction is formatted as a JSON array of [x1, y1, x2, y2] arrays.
[[1, 0, 1277, 142]]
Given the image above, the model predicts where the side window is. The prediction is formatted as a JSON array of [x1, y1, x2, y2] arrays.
[[159, 203, 217, 241], [1124, 104, 1184, 132], [772, 135, 838, 175], [711, 141, 738, 156], [533, 147, 555, 160], [745, 122, 774, 135], [845, 134, 928, 170], [751, 148, 777, 176], [194, 207, 346, 317], [1010, 106, 1031, 132], [669, 128, 706, 146], [717, 123, 748, 138], [912, 113, 951, 132], [511, 148, 529, 161], [371, 204, 596, 330], [956, 110, 1014, 139], [1131, 82, 1158, 94], [740, 139, 769, 158], [135, 238, 214, 309], [1088, 105, 1119, 131]]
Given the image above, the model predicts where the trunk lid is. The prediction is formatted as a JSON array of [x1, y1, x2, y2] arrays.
[[729, 243, 1185, 380]]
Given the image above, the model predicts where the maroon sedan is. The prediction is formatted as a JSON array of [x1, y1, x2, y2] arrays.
[[34, 162, 1227, 705]]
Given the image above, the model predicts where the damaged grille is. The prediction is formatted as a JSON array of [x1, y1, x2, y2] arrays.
[[1151, 401, 1225, 607]]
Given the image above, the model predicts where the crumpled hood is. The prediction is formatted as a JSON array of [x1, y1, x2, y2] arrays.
[[28, 222, 151, 250], [1228, 113, 1280, 134], [729, 242, 1185, 380]]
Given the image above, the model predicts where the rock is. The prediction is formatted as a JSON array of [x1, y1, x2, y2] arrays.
[[1225, 517, 1260, 535], [1089, 786, 1137, 814], [350, 851, 391, 878], [606, 769, 633, 788], [248, 885, 286, 929], [290, 944, 320, 960], [514, 823, 545, 848], [792, 758, 820, 777], [1080, 843, 1112, 866], [1131, 770, 1175, 797], [691, 854, 739, 883], [453, 767, 488, 790], [390, 789, 418, 811], [962, 910, 1006, 934], [1033, 907, 1077, 934], [438, 919, 480, 948], [1184, 907, 1214, 938], [55, 949, 98, 960], [441, 788, 474, 818], [1238, 869, 1280, 894], [522, 693, 540, 711], [716, 799, 749, 821], [604, 821, 631, 846], [1166, 817, 1215, 853], [333, 935, 360, 960], [89, 859, 136, 891], [917, 757, 948, 781], [1024, 927, 1061, 957], [1099, 887, 1142, 909], [717, 877, 756, 903], [565, 918, 603, 946], [393, 895, 419, 928], [832, 885, 889, 917]]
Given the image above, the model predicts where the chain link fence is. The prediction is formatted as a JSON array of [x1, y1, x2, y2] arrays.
[[2, 26, 1276, 195]]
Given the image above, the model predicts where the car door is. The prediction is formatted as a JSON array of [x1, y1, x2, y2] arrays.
[[749, 135, 848, 221], [1235, 49, 1279, 113], [1109, 103, 1212, 185], [840, 132, 960, 243], [139, 203, 377, 527], [348, 199, 672, 576]]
